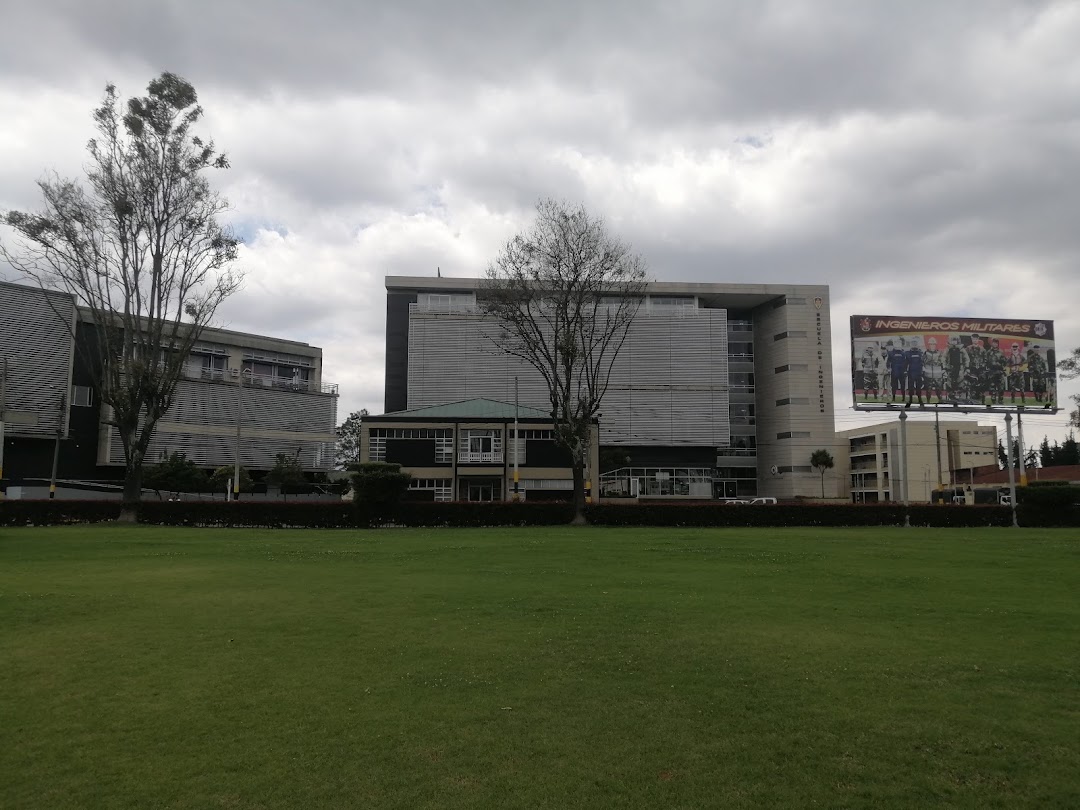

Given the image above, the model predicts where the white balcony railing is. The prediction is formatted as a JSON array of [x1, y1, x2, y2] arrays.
[[458, 451, 503, 464], [187, 367, 338, 395]]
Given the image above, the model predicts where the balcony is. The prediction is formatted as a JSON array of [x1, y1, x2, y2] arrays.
[[188, 368, 338, 395], [458, 450, 503, 464]]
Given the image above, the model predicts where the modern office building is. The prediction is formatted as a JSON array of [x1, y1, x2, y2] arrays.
[[384, 275, 837, 500], [360, 398, 598, 502], [0, 280, 338, 491], [837, 419, 998, 503]]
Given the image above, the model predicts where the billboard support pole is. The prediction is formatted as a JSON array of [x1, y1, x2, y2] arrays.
[[899, 409, 910, 526], [1004, 413, 1019, 528], [934, 410, 944, 497], [1016, 411, 1028, 487]]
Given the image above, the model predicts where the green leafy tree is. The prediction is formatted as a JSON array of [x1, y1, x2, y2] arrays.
[[1039, 436, 1054, 468], [143, 452, 207, 499], [267, 452, 307, 489], [350, 462, 411, 515], [481, 199, 649, 524], [810, 449, 835, 498], [1, 73, 241, 519], [210, 465, 252, 495], [335, 409, 368, 469], [1061, 432, 1080, 466]]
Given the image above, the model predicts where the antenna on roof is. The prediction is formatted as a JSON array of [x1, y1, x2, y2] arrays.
[[437, 266, 441, 278]]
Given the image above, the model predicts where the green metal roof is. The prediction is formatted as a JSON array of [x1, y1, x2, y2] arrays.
[[381, 398, 551, 420]]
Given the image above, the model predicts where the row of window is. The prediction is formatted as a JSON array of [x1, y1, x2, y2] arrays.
[[370, 428, 453, 439]]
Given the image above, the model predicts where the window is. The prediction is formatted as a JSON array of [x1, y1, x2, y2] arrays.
[[418, 292, 476, 311], [777, 431, 812, 439], [729, 372, 755, 391], [773, 330, 808, 341], [511, 429, 553, 440], [775, 364, 809, 374], [369, 433, 386, 462], [368, 427, 453, 463], [460, 429, 503, 463], [649, 296, 695, 309], [729, 404, 755, 425], [776, 397, 810, 406], [409, 478, 453, 501], [72, 385, 93, 407]]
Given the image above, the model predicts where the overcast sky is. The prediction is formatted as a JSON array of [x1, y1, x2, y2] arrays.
[[2, 0, 1078, 446]]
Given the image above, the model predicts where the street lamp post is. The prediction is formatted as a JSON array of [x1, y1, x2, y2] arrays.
[[233, 368, 245, 501], [49, 388, 67, 499]]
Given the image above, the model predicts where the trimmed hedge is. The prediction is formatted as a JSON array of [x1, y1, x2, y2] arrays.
[[584, 502, 1013, 528], [0, 500, 122, 526], [137, 501, 361, 528], [4, 499, 1076, 528]]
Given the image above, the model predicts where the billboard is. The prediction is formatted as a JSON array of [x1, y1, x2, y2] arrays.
[[850, 315, 1059, 412]]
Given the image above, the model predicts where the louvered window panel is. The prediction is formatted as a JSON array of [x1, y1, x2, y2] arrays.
[[406, 306, 729, 447]]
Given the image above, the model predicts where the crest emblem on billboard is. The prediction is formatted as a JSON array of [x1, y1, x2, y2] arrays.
[[859, 317, 871, 332], [814, 297, 823, 310], [1034, 322, 1047, 337]]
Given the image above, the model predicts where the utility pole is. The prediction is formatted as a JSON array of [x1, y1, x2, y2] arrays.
[[513, 376, 520, 502], [1004, 413, 1019, 527], [899, 409, 910, 526], [49, 389, 66, 499], [233, 368, 244, 501], [1016, 411, 1028, 487], [0, 357, 7, 498], [934, 410, 944, 498]]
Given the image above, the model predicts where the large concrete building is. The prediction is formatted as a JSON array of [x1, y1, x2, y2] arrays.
[[384, 275, 837, 500], [838, 418, 998, 503], [0, 280, 338, 492]]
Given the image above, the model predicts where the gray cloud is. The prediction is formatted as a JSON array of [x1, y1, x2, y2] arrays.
[[1, 0, 1078, 436]]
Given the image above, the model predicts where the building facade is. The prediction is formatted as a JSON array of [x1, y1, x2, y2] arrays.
[[385, 276, 837, 500], [360, 399, 599, 502], [838, 418, 998, 503], [1, 280, 338, 491]]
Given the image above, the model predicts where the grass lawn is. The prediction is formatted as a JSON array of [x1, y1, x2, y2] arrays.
[[1, 525, 1078, 809]]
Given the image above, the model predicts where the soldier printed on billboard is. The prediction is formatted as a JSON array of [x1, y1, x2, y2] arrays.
[[850, 315, 1059, 412]]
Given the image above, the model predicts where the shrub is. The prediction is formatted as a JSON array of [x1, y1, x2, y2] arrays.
[[350, 462, 411, 514]]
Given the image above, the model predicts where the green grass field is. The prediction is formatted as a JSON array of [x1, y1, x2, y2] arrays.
[[2, 526, 1078, 808]]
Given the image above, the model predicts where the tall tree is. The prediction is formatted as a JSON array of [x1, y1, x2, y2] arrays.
[[1061, 431, 1080, 466], [480, 199, 648, 523], [1038, 435, 1054, 468], [335, 409, 369, 469], [1, 73, 241, 518], [810, 449, 835, 498]]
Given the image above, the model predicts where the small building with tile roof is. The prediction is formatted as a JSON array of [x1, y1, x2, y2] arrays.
[[361, 399, 599, 503]]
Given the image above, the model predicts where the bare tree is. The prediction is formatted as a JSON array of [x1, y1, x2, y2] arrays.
[[481, 199, 648, 523], [1, 73, 241, 517]]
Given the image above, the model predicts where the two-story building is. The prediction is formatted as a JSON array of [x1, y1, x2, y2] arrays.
[[360, 398, 600, 502], [0, 280, 338, 492]]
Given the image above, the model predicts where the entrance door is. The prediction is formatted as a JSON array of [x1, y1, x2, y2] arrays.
[[468, 482, 494, 502]]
